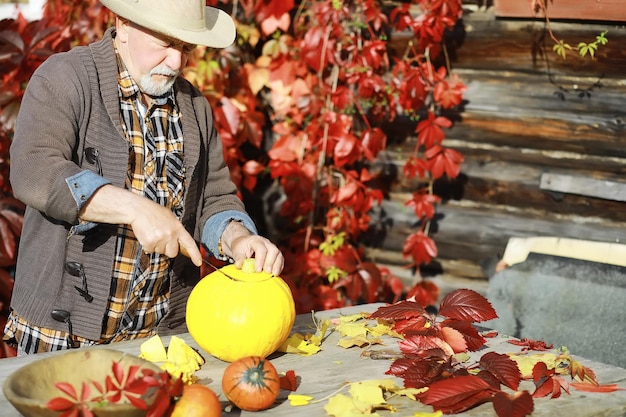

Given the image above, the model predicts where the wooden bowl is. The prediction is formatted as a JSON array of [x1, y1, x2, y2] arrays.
[[3, 348, 163, 417]]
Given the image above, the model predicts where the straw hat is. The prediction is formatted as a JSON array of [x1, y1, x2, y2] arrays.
[[99, 0, 236, 48]]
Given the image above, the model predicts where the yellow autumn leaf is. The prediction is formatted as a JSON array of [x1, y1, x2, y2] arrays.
[[337, 336, 383, 349], [339, 313, 368, 323], [349, 380, 387, 405], [508, 352, 557, 378], [324, 393, 384, 417], [309, 318, 331, 346], [396, 387, 429, 400], [288, 394, 314, 406], [336, 321, 369, 338], [247, 67, 270, 95], [278, 333, 322, 356], [367, 322, 402, 338]]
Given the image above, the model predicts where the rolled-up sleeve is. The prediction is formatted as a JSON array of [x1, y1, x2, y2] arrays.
[[65, 170, 111, 233], [201, 210, 258, 260]]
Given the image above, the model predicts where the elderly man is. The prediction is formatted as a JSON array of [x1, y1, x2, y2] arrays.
[[4, 0, 283, 354]]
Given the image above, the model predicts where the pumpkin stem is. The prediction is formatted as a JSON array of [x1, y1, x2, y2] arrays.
[[243, 359, 272, 388], [242, 258, 256, 274]]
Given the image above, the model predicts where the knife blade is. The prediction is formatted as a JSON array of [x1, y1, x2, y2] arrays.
[[179, 245, 238, 280]]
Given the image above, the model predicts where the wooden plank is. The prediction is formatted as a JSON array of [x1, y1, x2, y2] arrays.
[[365, 200, 626, 267], [388, 7, 626, 77], [493, 0, 626, 22], [381, 73, 626, 158], [540, 172, 626, 201], [372, 152, 626, 222]]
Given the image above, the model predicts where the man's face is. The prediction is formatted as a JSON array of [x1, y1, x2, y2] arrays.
[[115, 19, 197, 98]]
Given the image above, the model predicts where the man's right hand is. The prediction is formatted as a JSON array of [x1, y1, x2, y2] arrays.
[[78, 184, 203, 266]]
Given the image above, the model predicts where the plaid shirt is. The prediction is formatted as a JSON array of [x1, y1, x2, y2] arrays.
[[4, 45, 185, 354]]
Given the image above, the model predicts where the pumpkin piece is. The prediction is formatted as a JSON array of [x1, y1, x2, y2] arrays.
[[138, 334, 168, 362], [222, 355, 280, 411], [171, 383, 221, 417], [161, 335, 205, 384], [186, 258, 296, 362]]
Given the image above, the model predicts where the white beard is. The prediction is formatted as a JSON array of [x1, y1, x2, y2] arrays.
[[139, 65, 178, 97]]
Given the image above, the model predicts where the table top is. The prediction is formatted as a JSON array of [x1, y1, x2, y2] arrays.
[[1, 303, 625, 417]]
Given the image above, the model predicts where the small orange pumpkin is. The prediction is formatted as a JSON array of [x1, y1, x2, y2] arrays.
[[171, 384, 221, 417], [221, 356, 280, 411]]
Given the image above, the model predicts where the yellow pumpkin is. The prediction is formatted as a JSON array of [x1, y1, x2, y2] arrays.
[[186, 259, 296, 362]]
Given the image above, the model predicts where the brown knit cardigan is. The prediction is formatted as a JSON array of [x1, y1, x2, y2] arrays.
[[8, 28, 247, 341]]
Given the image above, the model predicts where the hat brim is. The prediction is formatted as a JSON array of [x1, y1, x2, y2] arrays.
[[100, 1, 236, 48]]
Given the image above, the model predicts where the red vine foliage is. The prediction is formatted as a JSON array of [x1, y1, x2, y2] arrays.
[[187, 0, 467, 312], [0, 0, 467, 325], [369, 289, 620, 416]]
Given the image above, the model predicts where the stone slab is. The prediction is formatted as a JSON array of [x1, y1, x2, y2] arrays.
[[485, 253, 626, 368]]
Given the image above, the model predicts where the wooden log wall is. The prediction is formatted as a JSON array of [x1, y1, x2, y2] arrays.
[[363, 2, 626, 294]]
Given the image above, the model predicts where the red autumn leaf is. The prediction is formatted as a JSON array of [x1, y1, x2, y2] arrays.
[[440, 326, 468, 353], [492, 390, 534, 417], [391, 357, 448, 388], [253, 0, 295, 21], [438, 288, 498, 323], [570, 382, 625, 393], [393, 315, 430, 334], [418, 374, 494, 413], [0, 197, 24, 266], [405, 189, 441, 220], [406, 280, 440, 308], [390, 4, 414, 32], [398, 69, 427, 111], [332, 182, 359, 204], [279, 370, 298, 391], [476, 369, 503, 390], [333, 272, 364, 303], [425, 145, 464, 179], [333, 134, 360, 167], [300, 26, 332, 73], [532, 360, 552, 383], [268, 134, 301, 162], [531, 361, 568, 399], [320, 245, 358, 274], [532, 376, 561, 399], [369, 299, 426, 321], [242, 160, 265, 192], [440, 319, 487, 351], [331, 85, 353, 110], [568, 357, 598, 384], [433, 73, 467, 109], [402, 156, 428, 179], [399, 334, 454, 357], [508, 337, 553, 351], [402, 230, 438, 266], [361, 128, 387, 160], [482, 330, 499, 338], [363, 0, 388, 31], [479, 352, 522, 391], [242, 160, 265, 176], [416, 111, 452, 148], [357, 262, 384, 303]]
